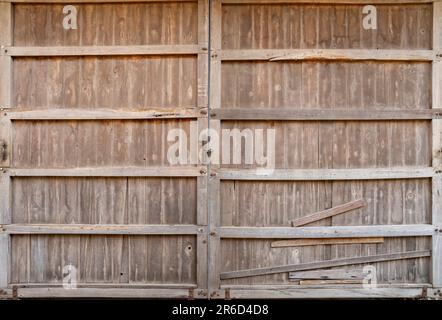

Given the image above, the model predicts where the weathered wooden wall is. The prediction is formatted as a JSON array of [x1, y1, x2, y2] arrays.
[[209, 0, 442, 299], [0, 0, 441, 300], [0, 0, 209, 299]]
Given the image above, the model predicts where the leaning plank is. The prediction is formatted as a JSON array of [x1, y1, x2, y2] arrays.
[[220, 49, 435, 61], [289, 269, 365, 280], [219, 225, 434, 239], [2, 224, 202, 235], [271, 237, 383, 248], [433, 1, 442, 289], [4, 45, 200, 56], [213, 108, 442, 121], [217, 167, 434, 180], [7, 108, 200, 120], [7, 167, 205, 177], [219, 250, 431, 280], [291, 199, 365, 227]]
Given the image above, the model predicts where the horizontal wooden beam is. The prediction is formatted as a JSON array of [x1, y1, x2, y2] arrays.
[[213, 108, 442, 120], [14, 288, 205, 299], [221, 0, 437, 4], [217, 167, 434, 181], [6, 167, 205, 177], [3, 45, 201, 57], [218, 224, 435, 239], [1, 0, 195, 2], [271, 237, 384, 248], [289, 269, 366, 280], [1, 224, 204, 235], [12, 283, 197, 289], [6, 108, 201, 120], [220, 49, 435, 61], [218, 288, 426, 299], [219, 250, 431, 279]]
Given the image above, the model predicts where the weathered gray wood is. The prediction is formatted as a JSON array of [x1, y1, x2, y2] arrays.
[[0, 3, 11, 109], [222, 0, 435, 3], [7, 109, 200, 120], [2, 224, 202, 235], [8, 167, 205, 177], [0, 235, 9, 287], [4, 45, 200, 57], [433, 1, 442, 288], [291, 199, 365, 227], [272, 237, 384, 248], [220, 250, 431, 280], [15, 288, 205, 299], [219, 225, 435, 239], [218, 168, 434, 181], [0, 3, 11, 290], [220, 49, 435, 61], [213, 109, 442, 120], [222, 288, 426, 299], [0, 175, 10, 225], [0, 116, 11, 167], [289, 269, 365, 280]]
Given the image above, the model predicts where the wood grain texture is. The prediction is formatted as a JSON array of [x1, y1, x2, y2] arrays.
[[219, 121, 431, 169], [220, 247, 431, 280], [271, 237, 384, 248], [289, 268, 365, 280], [10, 235, 197, 285], [291, 199, 365, 227], [221, 62, 431, 109], [13, 3, 198, 46], [11, 120, 195, 168], [222, 4, 432, 49], [11, 177, 196, 225], [13, 56, 197, 109]]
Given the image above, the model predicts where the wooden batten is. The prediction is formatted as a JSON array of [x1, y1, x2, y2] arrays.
[[0, 2, 11, 291], [291, 199, 365, 227], [271, 237, 384, 248], [433, 1, 442, 289]]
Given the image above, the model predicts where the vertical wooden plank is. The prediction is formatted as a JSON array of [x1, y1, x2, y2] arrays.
[[196, 0, 209, 294], [0, 2, 12, 109], [433, 1, 442, 288], [0, 2, 11, 290], [208, 0, 222, 297]]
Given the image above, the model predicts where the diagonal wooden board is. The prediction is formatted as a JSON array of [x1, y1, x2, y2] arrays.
[[291, 199, 365, 227], [220, 250, 431, 280], [271, 237, 384, 248]]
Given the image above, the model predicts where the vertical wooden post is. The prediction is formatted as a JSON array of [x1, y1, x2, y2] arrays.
[[0, 2, 12, 289], [432, 1, 442, 289], [208, 0, 222, 298], [196, 0, 209, 296]]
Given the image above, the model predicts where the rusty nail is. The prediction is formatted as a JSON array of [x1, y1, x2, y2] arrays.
[[200, 109, 207, 115], [210, 172, 217, 177], [210, 231, 216, 236]]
